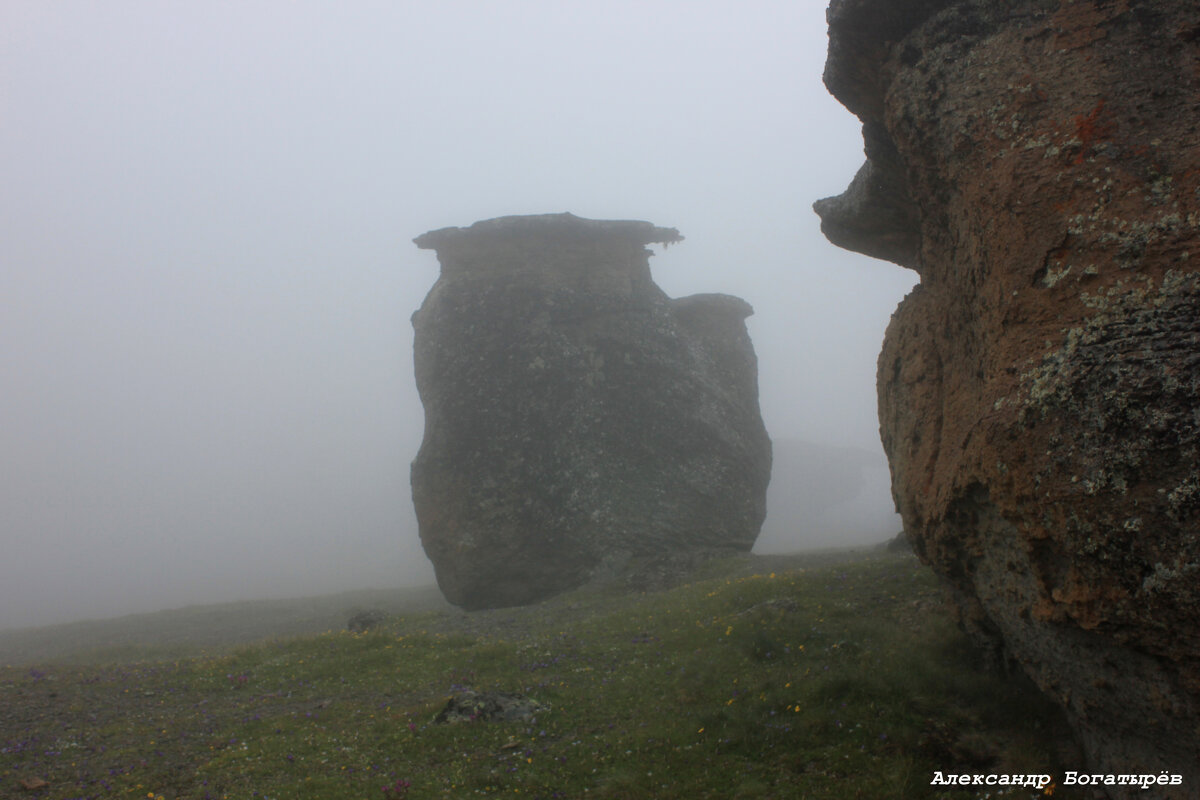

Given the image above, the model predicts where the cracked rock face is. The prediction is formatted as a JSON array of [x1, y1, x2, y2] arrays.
[[815, 1, 1200, 794], [410, 213, 771, 611]]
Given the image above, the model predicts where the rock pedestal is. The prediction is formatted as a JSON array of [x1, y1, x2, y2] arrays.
[[411, 213, 771, 610], [815, 1, 1200, 794]]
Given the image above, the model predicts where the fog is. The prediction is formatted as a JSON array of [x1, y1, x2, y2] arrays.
[[1, 1, 917, 631]]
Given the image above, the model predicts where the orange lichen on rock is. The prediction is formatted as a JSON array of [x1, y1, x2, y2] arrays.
[[1070, 99, 1116, 164]]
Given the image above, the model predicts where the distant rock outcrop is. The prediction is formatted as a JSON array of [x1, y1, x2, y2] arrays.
[[346, 610, 387, 633], [757, 439, 900, 551], [411, 213, 772, 610], [815, 1, 1200, 794]]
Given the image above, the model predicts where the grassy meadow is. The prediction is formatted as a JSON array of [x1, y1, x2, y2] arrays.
[[0, 550, 1087, 799]]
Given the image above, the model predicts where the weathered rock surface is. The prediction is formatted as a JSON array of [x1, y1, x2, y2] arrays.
[[815, 1, 1200, 793], [433, 690, 546, 724], [411, 213, 771, 611]]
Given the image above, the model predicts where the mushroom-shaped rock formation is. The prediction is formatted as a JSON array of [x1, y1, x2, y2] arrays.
[[410, 213, 772, 610], [815, 1, 1200, 794]]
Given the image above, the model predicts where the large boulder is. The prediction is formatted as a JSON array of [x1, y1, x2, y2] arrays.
[[410, 213, 771, 610], [815, 1, 1200, 794]]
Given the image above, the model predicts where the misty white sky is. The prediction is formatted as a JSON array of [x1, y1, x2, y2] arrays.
[[1, 1, 917, 630]]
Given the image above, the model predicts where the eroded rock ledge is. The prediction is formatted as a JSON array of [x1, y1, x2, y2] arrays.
[[815, 1, 1200, 794], [410, 213, 771, 611]]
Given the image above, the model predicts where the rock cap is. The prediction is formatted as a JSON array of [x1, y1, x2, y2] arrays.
[[823, 0, 955, 119], [413, 212, 683, 252]]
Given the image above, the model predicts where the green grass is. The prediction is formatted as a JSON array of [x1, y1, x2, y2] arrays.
[[0, 552, 1086, 799], [0, 587, 450, 666]]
